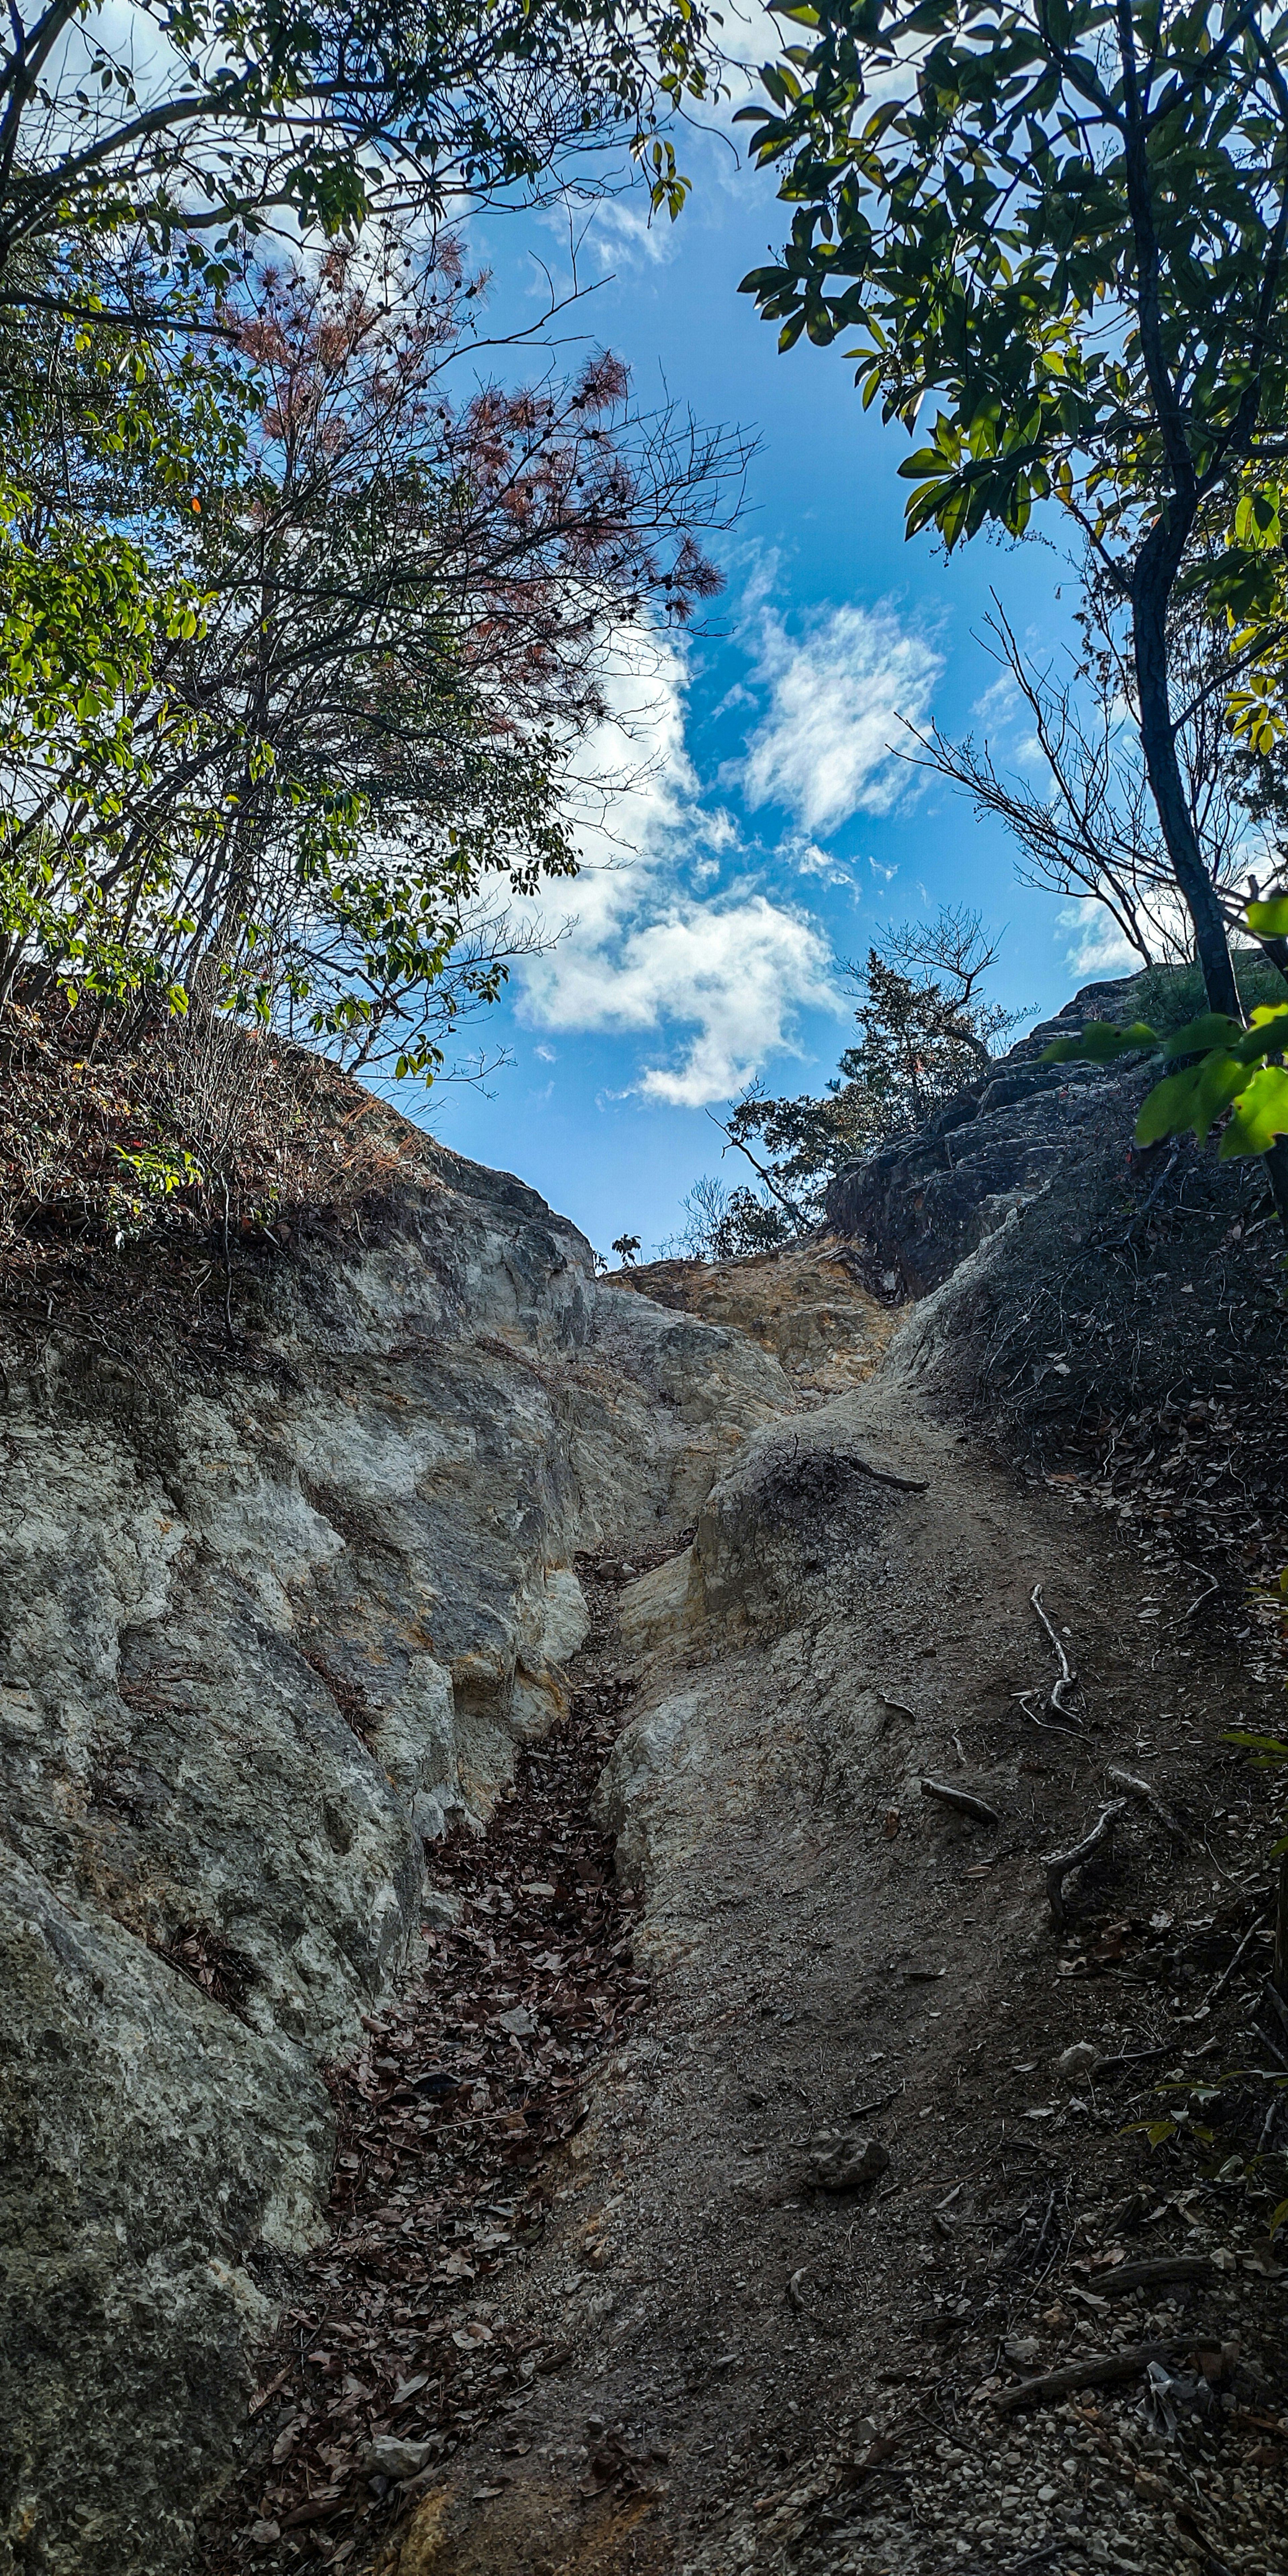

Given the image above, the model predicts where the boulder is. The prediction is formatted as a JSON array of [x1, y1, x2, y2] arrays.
[[823, 976, 1156, 1297]]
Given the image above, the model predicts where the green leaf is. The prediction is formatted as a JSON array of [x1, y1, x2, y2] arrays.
[[1219, 1062, 1288, 1157], [1039, 1019, 1157, 1066], [1135, 1052, 1251, 1146], [1121, 2117, 1179, 2148], [1161, 1013, 1246, 1061], [1246, 896, 1288, 939], [1221, 1729, 1288, 1761]]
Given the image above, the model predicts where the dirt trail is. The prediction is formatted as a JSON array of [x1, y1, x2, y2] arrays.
[[224, 1290, 1288, 2576]]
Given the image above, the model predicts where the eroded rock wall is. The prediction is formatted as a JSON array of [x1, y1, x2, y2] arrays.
[[821, 976, 1155, 1297], [0, 1138, 794, 2576]]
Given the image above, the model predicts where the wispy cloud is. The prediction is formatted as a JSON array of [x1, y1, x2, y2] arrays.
[[741, 601, 943, 835], [1058, 902, 1142, 980], [778, 833, 858, 891], [516, 631, 837, 1105]]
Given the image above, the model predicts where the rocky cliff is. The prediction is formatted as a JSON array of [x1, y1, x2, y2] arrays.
[[0, 1134, 794, 2576], [821, 974, 1155, 1296]]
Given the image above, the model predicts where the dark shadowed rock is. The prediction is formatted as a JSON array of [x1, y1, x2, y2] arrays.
[[822, 976, 1156, 1298]]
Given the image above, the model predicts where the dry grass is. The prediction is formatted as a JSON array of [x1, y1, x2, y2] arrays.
[[0, 997, 416, 1363]]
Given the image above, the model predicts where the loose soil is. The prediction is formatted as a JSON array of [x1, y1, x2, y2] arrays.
[[211, 1276, 1288, 2576]]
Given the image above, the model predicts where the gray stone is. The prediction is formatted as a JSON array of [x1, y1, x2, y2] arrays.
[[807, 2131, 891, 2191], [362, 2435, 437, 2481], [823, 974, 1156, 1297], [1055, 2041, 1102, 2080]]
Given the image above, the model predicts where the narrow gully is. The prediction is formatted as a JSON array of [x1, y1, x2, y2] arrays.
[[205, 1549, 660, 2575]]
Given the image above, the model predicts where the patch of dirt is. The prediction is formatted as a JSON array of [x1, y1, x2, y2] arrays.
[[210, 1236, 1287, 2576], [0, 997, 438, 1374], [607, 1244, 896, 1398]]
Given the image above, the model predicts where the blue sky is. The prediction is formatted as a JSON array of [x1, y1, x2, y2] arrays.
[[415, 73, 1121, 1259]]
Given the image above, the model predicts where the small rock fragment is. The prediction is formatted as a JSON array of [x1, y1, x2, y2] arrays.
[[1055, 2041, 1102, 2079], [807, 2131, 891, 2192], [496, 2004, 538, 2036], [363, 2436, 438, 2480]]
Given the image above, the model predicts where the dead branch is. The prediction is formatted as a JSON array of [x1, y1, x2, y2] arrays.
[[1183, 1571, 1220, 1621], [1106, 1763, 1188, 1846], [1203, 1910, 1271, 2009], [919, 1779, 1001, 1829], [1089, 2255, 1214, 2297], [850, 1457, 930, 1493], [992, 2344, 1170, 2414], [1042, 1800, 1127, 1929], [1093, 2041, 1177, 2076], [1030, 1583, 1082, 1726]]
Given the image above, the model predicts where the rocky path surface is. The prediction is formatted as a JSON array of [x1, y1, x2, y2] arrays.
[[217, 1289, 1288, 2576]]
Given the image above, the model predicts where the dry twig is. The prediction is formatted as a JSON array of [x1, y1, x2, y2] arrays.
[[1042, 1800, 1127, 1929], [1029, 1582, 1082, 1727], [1203, 1910, 1270, 2009], [1086, 2255, 1213, 2298], [992, 2342, 1169, 2414], [1107, 1763, 1188, 1846], [919, 1778, 1001, 1829]]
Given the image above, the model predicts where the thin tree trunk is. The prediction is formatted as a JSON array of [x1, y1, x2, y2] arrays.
[[1132, 532, 1240, 1020]]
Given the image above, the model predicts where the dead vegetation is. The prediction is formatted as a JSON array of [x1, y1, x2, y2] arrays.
[[0, 997, 417, 1366]]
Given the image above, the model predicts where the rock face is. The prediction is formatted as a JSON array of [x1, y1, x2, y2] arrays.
[[0, 1134, 794, 2576], [605, 1240, 896, 1394], [822, 976, 1153, 1297]]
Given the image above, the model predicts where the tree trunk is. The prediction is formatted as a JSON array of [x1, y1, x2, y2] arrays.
[[1132, 528, 1240, 1019]]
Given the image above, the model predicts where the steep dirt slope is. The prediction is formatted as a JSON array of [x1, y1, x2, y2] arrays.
[[223, 1230, 1285, 2576]]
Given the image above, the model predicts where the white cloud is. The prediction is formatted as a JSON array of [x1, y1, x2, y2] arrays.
[[782, 836, 835, 878], [777, 833, 858, 892], [741, 602, 943, 835], [516, 630, 838, 1105], [1058, 902, 1141, 980], [537, 893, 833, 1106]]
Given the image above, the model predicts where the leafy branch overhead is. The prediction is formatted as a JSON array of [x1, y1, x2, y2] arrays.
[[1042, 897, 1288, 1158], [0, 0, 721, 309], [739, 0, 1288, 1054], [740, 0, 1288, 559], [0, 239, 746, 1080]]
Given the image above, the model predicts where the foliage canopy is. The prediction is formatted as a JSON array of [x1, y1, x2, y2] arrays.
[[739, 0, 1288, 1030]]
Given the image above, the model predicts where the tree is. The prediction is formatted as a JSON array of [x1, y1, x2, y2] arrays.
[[739, 0, 1288, 1032], [907, 590, 1282, 973], [0, 0, 720, 321], [1043, 891, 1288, 1219], [660, 1171, 794, 1259], [0, 241, 746, 1074], [717, 908, 1025, 1225]]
